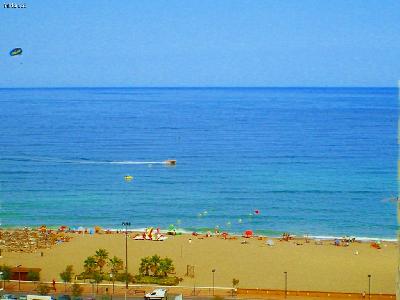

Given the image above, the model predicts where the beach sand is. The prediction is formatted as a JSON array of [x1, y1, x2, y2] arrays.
[[1, 232, 396, 294]]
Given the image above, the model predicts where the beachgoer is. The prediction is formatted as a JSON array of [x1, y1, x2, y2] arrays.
[[52, 279, 56, 291]]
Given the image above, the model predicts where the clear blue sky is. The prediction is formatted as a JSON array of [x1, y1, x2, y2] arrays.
[[1, 0, 399, 87]]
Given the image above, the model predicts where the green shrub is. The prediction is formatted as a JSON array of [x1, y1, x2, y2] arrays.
[[115, 272, 134, 283], [0, 265, 12, 280], [134, 275, 181, 286], [71, 283, 84, 297], [27, 271, 40, 282], [232, 278, 239, 287], [36, 282, 51, 295]]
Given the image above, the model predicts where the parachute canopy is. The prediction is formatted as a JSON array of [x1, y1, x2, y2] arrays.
[[10, 48, 22, 56]]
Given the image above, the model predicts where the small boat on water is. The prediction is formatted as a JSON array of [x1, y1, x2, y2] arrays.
[[164, 159, 176, 165]]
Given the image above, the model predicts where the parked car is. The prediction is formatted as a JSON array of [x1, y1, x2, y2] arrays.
[[57, 296, 71, 300], [1, 295, 17, 300], [19, 296, 27, 300], [144, 289, 167, 300]]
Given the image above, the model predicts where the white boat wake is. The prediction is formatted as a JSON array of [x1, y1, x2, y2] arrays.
[[3, 156, 176, 165]]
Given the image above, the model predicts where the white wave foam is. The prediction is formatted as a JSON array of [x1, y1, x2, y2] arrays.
[[307, 235, 397, 242]]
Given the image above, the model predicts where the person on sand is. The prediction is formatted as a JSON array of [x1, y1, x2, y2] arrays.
[[305, 234, 310, 243], [52, 279, 56, 291], [282, 232, 290, 241]]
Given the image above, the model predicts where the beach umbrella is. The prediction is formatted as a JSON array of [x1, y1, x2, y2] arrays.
[[58, 225, 67, 231], [244, 230, 253, 238]]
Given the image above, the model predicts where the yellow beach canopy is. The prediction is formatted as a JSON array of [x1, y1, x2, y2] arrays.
[[124, 175, 134, 181]]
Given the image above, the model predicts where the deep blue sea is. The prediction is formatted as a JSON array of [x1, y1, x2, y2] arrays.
[[0, 87, 397, 239]]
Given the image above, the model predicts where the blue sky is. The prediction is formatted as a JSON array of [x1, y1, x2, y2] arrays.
[[1, 0, 399, 87]]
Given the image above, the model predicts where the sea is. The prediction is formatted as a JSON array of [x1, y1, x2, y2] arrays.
[[0, 87, 397, 240]]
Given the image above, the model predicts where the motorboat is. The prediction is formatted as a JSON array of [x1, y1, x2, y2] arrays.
[[164, 159, 176, 165]]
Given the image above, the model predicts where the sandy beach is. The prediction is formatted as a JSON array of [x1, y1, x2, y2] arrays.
[[0, 231, 396, 294]]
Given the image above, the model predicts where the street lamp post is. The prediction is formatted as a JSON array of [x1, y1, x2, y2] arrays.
[[110, 273, 114, 294], [368, 274, 371, 300], [122, 222, 131, 294], [16, 265, 22, 291], [212, 269, 216, 296], [284, 271, 288, 298], [192, 266, 196, 296]]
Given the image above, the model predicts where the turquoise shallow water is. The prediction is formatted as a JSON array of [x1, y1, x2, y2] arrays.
[[0, 87, 397, 238]]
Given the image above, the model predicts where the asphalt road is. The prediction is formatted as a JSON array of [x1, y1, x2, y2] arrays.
[[0, 292, 226, 300]]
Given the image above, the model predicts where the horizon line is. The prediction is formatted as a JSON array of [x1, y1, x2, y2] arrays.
[[0, 85, 397, 89]]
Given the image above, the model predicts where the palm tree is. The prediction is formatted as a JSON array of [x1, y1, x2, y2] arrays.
[[108, 256, 123, 276], [149, 255, 161, 276], [84, 256, 97, 278], [139, 257, 151, 276], [92, 271, 103, 293], [94, 248, 109, 273], [158, 258, 174, 277]]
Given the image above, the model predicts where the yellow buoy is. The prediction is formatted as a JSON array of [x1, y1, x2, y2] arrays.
[[124, 175, 134, 181]]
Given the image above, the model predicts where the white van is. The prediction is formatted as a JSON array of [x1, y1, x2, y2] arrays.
[[27, 295, 55, 300], [144, 288, 167, 300]]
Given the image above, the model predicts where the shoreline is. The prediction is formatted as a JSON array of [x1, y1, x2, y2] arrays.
[[0, 225, 397, 242]]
